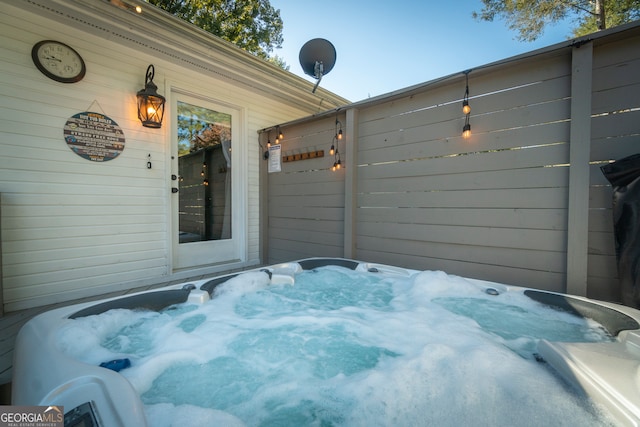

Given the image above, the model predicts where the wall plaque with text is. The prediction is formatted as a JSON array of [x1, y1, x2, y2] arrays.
[[63, 111, 125, 162]]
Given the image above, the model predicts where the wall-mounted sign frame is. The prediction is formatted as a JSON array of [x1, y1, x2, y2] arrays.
[[268, 144, 282, 173], [63, 111, 125, 162]]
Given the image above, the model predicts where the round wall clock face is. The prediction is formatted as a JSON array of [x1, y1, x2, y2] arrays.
[[31, 40, 86, 83]]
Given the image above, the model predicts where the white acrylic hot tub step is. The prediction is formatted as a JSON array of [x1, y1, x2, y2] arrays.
[[538, 336, 640, 426]]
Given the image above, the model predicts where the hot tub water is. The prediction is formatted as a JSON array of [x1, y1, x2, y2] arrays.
[[57, 267, 615, 426]]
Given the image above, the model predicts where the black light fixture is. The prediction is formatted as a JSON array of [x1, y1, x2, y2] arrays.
[[462, 118, 471, 139], [277, 126, 284, 141], [332, 154, 341, 171], [462, 71, 471, 115], [137, 64, 165, 128], [462, 70, 472, 139], [331, 114, 343, 170]]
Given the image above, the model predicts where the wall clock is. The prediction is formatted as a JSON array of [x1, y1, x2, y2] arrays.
[[31, 40, 86, 83]]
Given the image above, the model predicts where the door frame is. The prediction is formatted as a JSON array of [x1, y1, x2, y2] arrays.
[[169, 88, 247, 272]]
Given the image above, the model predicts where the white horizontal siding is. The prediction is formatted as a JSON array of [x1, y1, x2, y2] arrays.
[[0, 1, 336, 311]]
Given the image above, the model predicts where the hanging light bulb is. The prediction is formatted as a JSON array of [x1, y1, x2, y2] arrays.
[[462, 70, 471, 114], [277, 126, 284, 140], [462, 122, 471, 139], [335, 116, 344, 140], [462, 99, 471, 115], [330, 142, 335, 156]]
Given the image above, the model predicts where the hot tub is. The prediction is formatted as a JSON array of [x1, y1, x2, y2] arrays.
[[11, 258, 640, 426]]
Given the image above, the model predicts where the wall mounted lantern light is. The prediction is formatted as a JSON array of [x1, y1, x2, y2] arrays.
[[137, 64, 165, 128]]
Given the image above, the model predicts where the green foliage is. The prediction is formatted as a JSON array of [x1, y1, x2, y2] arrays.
[[267, 54, 290, 71], [177, 101, 231, 155], [148, 0, 284, 61], [573, 0, 640, 37], [473, 0, 640, 42]]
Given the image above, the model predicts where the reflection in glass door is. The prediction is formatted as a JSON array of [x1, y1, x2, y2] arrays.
[[177, 101, 232, 244]]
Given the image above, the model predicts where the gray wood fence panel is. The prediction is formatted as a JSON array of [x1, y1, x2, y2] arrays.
[[585, 33, 640, 301], [266, 115, 347, 265], [264, 27, 640, 302]]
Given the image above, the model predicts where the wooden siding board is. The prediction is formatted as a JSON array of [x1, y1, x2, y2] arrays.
[[358, 120, 570, 165], [358, 166, 568, 193], [268, 180, 344, 197], [357, 222, 566, 252], [269, 205, 344, 221], [591, 109, 640, 140], [358, 143, 570, 179], [268, 194, 345, 209], [269, 238, 342, 258], [358, 207, 566, 231], [269, 217, 343, 235], [2, 241, 166, 265], [357, 98, 571, 151], [356, 235, 565, 273], [592, 34, 640, 73], [592, 84, 640, 115], [358, 187, 568, 210], [591, 135, 640, 165]]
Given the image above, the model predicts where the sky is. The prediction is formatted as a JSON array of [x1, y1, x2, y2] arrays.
[[269, 0, 578, 102]]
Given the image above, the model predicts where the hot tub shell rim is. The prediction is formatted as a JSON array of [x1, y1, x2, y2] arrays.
[[11, 257, 640, 426]]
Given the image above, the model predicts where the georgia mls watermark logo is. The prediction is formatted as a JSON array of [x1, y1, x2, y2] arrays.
[[0, 405, 63, 427]]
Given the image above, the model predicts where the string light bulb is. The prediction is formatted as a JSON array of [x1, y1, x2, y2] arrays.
[[461, 70, 472, 140], [331, 114, 343, 170], [462, 99, 471, 115], [462, 70, 471, 114], [462, 122, 471, 139]]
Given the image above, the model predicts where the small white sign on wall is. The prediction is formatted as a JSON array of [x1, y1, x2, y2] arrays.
[[268, 144, 282, 173]]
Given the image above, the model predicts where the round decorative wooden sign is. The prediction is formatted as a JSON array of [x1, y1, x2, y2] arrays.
[[63, 112, 125, 162]]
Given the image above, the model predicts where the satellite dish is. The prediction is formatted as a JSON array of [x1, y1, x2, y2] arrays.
[[299, 38, 336, 93]]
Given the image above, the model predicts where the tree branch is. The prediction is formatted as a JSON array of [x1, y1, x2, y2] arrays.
[[565, 1, 597, 17]]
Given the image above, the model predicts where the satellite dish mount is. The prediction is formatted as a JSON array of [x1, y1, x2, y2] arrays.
[[299, 39, 336, 93]]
